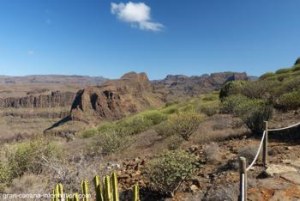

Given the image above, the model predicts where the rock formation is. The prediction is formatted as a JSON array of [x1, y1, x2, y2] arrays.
[[69, 72, 164, 122], [0, 91, 76, 108], [152, 72, 248, 101]]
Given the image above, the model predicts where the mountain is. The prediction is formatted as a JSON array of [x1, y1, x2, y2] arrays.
[[152, 72, 249, 101], [69, 72, 164, 123]]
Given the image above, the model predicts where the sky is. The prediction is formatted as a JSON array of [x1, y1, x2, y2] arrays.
[[0, 0, 300, 80]]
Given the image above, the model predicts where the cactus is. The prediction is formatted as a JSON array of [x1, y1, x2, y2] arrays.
[[111, 172, 119, 201], [94, 175, 104, 201], [133, 184, 140, 201], [52, 172, 140, 201], [81, 180, 90, 201], [104, 176, 112, 201], [58, 183, 64, 201], [73, 193, 79, 201]]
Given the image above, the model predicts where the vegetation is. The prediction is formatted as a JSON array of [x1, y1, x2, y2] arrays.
[[144, 150, 198, 194], [8, 137, 62, 178], [52, 172, 139, 201], [221, 95, 272, 134]]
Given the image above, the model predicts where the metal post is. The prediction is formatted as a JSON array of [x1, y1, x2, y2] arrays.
[[239, 157, 247, 201], [263, 121, 268, 167]]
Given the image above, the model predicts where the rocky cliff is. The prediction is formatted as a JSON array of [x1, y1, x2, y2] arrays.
[[152, 72, 248, 101], [69, 72, 164, 123], [0, 91, 76, 108]]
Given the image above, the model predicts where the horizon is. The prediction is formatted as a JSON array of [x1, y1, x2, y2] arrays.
[[0, 0, 300, 80]]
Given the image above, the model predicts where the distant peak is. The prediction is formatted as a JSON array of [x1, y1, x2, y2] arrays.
[[121, 72, 149, 81]]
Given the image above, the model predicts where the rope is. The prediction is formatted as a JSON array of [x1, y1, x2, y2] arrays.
[[268, 122, 300, 132], [246, 131, 266, 172]]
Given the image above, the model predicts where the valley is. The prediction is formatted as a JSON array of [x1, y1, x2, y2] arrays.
[[0, 61, 300, 200]]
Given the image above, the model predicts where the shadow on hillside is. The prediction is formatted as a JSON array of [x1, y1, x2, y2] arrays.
[[268, 125, 300, 143], [44, 115, 72, 132]]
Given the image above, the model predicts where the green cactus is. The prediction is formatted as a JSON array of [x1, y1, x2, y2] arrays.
[[73, 193, 79, 201], [133, 184, 140, 201], [81, 180, 90, 201], [104, 176, 112, 201], [52, 172, 140, 201], [94, 175, 104, 201], [54, 184, 60, 201], [58, 183, 64, 201], [111, 172, 119, 201]]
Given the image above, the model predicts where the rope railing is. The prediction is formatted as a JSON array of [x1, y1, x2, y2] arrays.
[[268, 122, 300, 132], [246, 131, 266, 171], [238, 121, 300, 201]]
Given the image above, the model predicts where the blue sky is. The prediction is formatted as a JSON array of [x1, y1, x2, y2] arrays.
[[0, 0, 300, 79]]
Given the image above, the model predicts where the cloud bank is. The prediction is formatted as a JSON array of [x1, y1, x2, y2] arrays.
[[111, 2, 164, 32]]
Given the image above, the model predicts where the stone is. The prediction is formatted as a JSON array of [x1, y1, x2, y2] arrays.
[[280, 172, 300, 185], [265, 164, 298, 177]]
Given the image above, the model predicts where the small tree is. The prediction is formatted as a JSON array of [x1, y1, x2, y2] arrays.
[[144, 150, 198, 195], [169, 113, 203, 141]]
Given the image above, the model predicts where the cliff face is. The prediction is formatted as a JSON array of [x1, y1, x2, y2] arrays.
[[0, 91, 76, 108], [69, 72, 164, 122], [152, 72, 248, 101]]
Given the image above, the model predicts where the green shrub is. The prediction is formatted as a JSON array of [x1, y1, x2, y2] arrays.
[[166, 135, 183, 150], [97, 111, 167, 137], [241, 80, 277, 99], [292, 64, 300, 72], [259, 72, 275, 80], [143, 111, 167, 125], [0, 162, 12, 186], [8, 138, 61, 177], [144, 150, 198, 194], [91, 131, 132, 154], [219, 80, 247, 100], [222, 95, 272, 134], [154, 122, 174, 138], [221, 95, 249, 114], [276, 91, 300, 111], [275, 68, 292, 74], [169, 113, 203, 140], [81, 128, 98, 138], [198, 103, 219, 116], [236, 99, 273, 134]]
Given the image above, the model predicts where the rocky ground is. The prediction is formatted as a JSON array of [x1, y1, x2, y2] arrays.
[[100, 131, 300, 201]]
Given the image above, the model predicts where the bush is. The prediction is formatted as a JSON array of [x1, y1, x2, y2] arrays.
[[0, 162, 12, 189], [144, 150, 198, 194], [91, 131, 132, 154], [221, 95, 249, 114], [97, 111, 167, 137], [237, 99, 273, 134], [198, 104, 219, 116], [259, 72, 275, 80], [166, 135, 183, 150], [8, 138, 61, 178], [238, 146, 261, 166], [275, 68, 292, 74], [143, 111, 167, 125], [276, 91, 300, 111], [222, 95, 272, 134], [154, 122, 174, 138], [219, 80, 247, 100], [169, 113, 203, 140], [204, 143, 221, 164]]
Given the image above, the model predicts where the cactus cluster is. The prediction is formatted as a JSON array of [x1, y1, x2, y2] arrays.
[[52, 172, 140, 201]]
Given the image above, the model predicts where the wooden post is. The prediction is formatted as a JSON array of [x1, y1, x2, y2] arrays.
[[263, 121, 268, 167], [239, 157, 247, 201]]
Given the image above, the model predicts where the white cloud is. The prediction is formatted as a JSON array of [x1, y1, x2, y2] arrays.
[[111, 2, 164, 32]]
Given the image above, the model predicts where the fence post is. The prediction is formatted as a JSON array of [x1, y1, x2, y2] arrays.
[[263, 121, 268, 167], [239, 157, 247, 201]]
